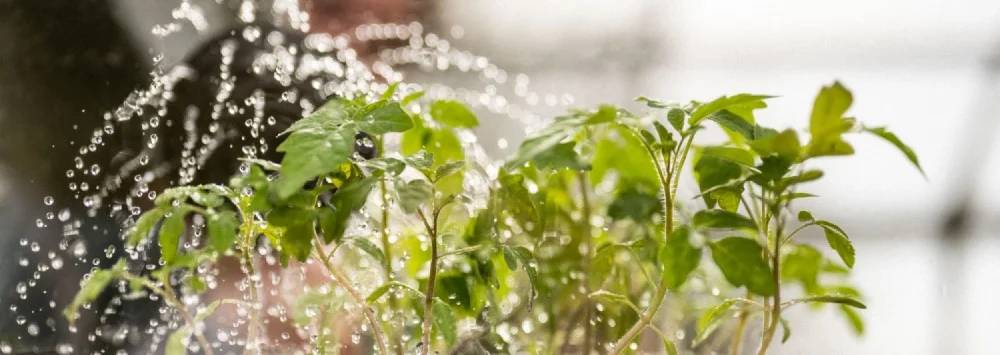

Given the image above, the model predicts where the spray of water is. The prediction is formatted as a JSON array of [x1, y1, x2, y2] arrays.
[[8, 1, 573, 353]]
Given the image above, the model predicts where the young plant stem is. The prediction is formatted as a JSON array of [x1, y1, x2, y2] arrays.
[[161, 277, 215, 355], [756, 202, 784, 355], [610, 129, 691, 354], [311, 236, 389, 355], [730, 291, 752, 355], [577, 172, 595, 355], [418, 207, 440, 355], [127, 273, 215, 355], [377, 136, 406, 355], [237, 209, 263, 355]]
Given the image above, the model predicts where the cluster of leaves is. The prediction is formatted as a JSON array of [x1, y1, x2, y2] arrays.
[[64, 81, 920, 355]]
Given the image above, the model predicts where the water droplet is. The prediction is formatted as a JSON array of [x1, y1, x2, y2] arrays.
[[43, 196, 54, 206]]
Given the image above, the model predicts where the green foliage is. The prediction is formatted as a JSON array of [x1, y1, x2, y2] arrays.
[[65, 82, 920, 355]]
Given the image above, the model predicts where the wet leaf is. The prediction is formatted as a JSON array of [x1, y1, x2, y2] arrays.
[[433, 299, 457, 345], [159, 208, 188, 265], [397, 179, 433, 214], [694, 299, 738, 345], [430, 100, 479, 128], [352, 237, 386, 265], [128, 208, 164, 247], [165, 327, 191, 355], [274, 127, 355, 200], [206, 210, 238, 253], [64, 268, 116, 324], [358, 102, 413, 134]]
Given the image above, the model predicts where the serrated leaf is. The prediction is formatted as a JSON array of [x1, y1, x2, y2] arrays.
[[702, 146, 755, 167], [352, 237, 386, 265], [660, 227, 701, 290], [692, 209, 756, 230], [358, 102, 413, 134], [430, 100, 478, 128], [864, 126, 924, 175], [206, 210, 238, 253], [532, 142, 588, 170], [397, 179, 433, 214], [128, 208, 164, 247], [320, 177, 376, 242], [274, 127, 355, 200], [806, 82, 856, 158], [709, 237, 775, 296], [695, 299, 738, 344], [817, 220, 855, 268], [434, 160, 465, 181], [667, 108, 685, 132], [64, 269, 115, 324], [690, 94, 772, 125], [159, 208, 188, 265], [432, 299, 457, 345]]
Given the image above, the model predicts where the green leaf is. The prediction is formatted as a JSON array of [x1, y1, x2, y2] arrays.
[[432, 299, 458, 345], [512, 246, 540, 306], [660, 227, 702, 290], [165, 327, 191, 355], [781, 244, 822, 292], [397, 179, 433, 214], [434, 160, 465, 181], [709, 237, 775, 296], [695, 299, 738, 344], [607, 188, 660, 221], [589, 290, 640, 313], [128, 208, 164, 247], [750, 128, 800, 162], [817, 220, 855, 268], [787, 295, 867, 309], [266, 206, 317, 262], [636, 96, 669, 109], [367, 281, 425, 303], [667, 108, 685, 132], [585, 104, 617, 124], [797, 210, 815, 222], [206, 210, 238, 253], [690, 94, 772, 125], [702, 146, 756, 167], [692, 209, 756, 230], [840, 305, 865, 335], [502, 246, 518, 270], [274, 127, 355, 200], [402, 91, 425, 106], [693, 152, 745, 208], [863, 126, 924, 175], [532, 142, 588, 170], [64, 268, 116, 324], [358, 102, 413, 134], [159, 208, 188, 265], [663, 339, 679, 355], [430, 100, 479, 128], [351, 237, 386, 265], [806, 82, 856, 158], [320, 177, 376, 243]]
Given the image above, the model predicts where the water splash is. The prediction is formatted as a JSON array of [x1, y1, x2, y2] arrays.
[[10, 0, 573, 354]]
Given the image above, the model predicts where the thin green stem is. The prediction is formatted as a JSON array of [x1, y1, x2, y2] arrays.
[[417, 208, 439, 355], [578, 172, 595, 355], [312, 236, 389, 355]]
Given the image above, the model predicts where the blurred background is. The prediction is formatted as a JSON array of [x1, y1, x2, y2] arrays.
[[1, 0, 998, 354]]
